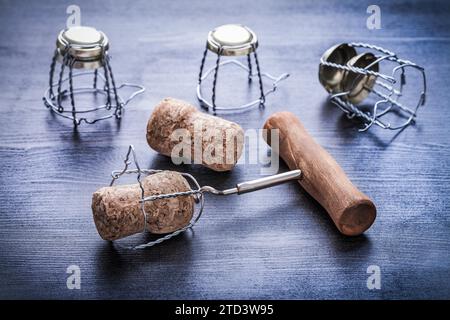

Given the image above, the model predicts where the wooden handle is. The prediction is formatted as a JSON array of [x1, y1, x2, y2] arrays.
[[263, 112, 376, 236]]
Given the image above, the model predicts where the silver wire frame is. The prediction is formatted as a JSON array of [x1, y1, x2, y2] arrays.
[[43, 47, 145, 126], [109, 145, 205, 250], [320, 42, 427, 131], [197, 44, 290, 113]]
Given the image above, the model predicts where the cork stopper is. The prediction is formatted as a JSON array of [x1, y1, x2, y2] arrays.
[[92, 171, 195, 241], [146, 98, 244, 171]]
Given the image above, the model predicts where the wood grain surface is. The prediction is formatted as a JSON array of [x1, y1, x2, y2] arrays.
[[0, 0, 449, 299]]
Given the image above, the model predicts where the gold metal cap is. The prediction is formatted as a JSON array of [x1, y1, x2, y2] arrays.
[[318, 43, 357, 94], [342, 52, 379, 104], [56, 26, 109, 69], [207, 24, 258, 56]]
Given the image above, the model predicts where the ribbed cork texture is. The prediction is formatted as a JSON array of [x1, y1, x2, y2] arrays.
[[146, 98, 244, 171], [92, 171, 195, 241]]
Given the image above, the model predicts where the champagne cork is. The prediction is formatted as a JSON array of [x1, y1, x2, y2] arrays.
[[146, 98, 244, 171], [92, 171, 195, 241]]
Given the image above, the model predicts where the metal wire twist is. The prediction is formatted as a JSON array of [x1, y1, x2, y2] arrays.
[[198, 43, 209, 84], [197, 45, 289, 113], [320, 58, 394, 83], [320, 42, 426, 131], [252, 43, 265, 106], [350, 42, 395, 57], [68, 57, 77, 126], [48, 49, 59, 99], [43, 45, 145, 126], [101, 50, 112, 110], [211, 47, 223, 113], [93, 69, 98, 89], [247, 53, 252, 82], [104, 55, 123, 118], [56, 50, 70, 112]]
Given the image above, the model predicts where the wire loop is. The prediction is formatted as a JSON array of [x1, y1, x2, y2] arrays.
[[197, 42, 289, 113], [43, 45, 145, 126], [320, 42, 426, 131]]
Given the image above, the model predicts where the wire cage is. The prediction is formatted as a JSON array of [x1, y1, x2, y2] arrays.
[[43, 26, 145, 126], [197, 24, 289, 113], [104, 145, 301, 249], [319, 42, 426, 131], [108, 145, 205, 250]]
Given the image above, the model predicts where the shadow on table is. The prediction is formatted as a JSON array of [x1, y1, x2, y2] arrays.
[[146, 153, 242, 188], [45, 109, 121, 146], [206, 180, 372, 254], [320, 98, 422, 148], [292, 181, 373, 253], [94, 228, 197, 281]]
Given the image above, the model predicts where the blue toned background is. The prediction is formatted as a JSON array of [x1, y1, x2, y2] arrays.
[[0, 0, 449, 299]]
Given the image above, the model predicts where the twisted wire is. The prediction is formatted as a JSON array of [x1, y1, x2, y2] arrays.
[[319, 59, 394, 82], [43, 70, 144, 125], [142, 189, 202, 202], [252, 44, 265, 106], [247, 53, 252, 82], [102, 52, 112, 110], [132, 222, 196, 250], [323, 42, 426, 131], [56, 51, 70, 112], [104, 55, 123, 118], [211, 48, 223, 113], [196, 59, 289, 112], [68, 58, 77, 126], [350, 42, 396, 57], [198, 43, 208, 84], [48, 50, 58, 99], [93, 69, 98, 89]]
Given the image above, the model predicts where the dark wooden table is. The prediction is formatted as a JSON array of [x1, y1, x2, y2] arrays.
[[0, 0, 449, 299]]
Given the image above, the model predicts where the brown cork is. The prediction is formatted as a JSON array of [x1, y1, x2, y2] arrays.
[[146, 98, 244, 171], [92, 171, 195, 241]]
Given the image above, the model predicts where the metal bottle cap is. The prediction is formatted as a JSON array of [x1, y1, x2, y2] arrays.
[[56, 26, 109, 69], [318, 43, 357, 93], [207, 24, 258, 56], [342, 52, 379, 104], [318, 42, 426, 131]]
